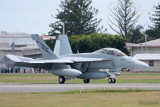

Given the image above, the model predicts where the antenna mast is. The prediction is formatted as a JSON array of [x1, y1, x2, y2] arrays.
[[145, 34, 147, 53]]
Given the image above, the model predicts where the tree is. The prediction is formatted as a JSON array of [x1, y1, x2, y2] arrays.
[[146, 3, 160, 39], [150, 4, 160, 29], [108, 0, 140, 37], [45, 39, 55, 51], [49, 0, 101, 36], [127, 25, 143, 43]]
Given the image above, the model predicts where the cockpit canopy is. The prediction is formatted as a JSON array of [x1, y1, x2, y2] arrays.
[[95, 48, 126, 56]]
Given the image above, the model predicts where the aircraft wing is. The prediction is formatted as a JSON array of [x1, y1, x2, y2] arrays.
[[5, 55, 34, 63], [62, 57, 113, 63], [4, 55, 73, 64], [5, 55, 112, 64], [23, 57, 112, 64], [24, 59, 73, 64]]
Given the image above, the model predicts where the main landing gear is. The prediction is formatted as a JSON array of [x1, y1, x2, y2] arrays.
[[83, 79, 90, 83], [108, 78, 116, 83], [58, 76, 65, 84], [105, 70, 117, 84]]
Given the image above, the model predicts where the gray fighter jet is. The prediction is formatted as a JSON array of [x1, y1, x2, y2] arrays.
[[3, 34, 149, 84]]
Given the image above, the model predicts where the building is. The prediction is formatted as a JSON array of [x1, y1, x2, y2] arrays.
[[134, 54, 160, 72], [126, 38, 160, 72], [0, 31, 40, 73], [126, 38, 160, 56]]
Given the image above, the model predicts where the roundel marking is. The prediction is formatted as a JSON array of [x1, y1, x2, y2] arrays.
[[111, 62, 115, 67]]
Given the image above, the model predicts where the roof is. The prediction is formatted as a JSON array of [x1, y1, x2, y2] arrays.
[[0, 32, 31, 38], [41, 35, 56, 40], [134, 54, 160, 60], [0, 47, 39, 51], [126, 38, 160, 48]]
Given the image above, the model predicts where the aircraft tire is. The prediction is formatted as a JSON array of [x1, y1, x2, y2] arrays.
[[83, 79, 90, 83], [108, 78, 112, 83], [112, 78, 116, 83], [108, 78, 116, 83], [59, 76, 65, 84]]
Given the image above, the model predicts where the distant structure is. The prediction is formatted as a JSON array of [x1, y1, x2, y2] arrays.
[[0, 31, 40, 72], [41, 35, 56, 40], [126, 38, 160, 56], [126, 38, 160, 72], [134, 54, 160, 72]]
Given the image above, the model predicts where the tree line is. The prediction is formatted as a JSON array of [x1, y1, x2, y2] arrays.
[[69, 33, 128, 54], [46, 0, 160, 54]]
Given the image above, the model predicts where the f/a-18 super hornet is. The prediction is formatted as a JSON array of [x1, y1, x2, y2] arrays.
[[3, 34, 149, 84]]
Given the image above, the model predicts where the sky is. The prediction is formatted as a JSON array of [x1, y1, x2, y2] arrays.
[[0, 0, 160, 35]]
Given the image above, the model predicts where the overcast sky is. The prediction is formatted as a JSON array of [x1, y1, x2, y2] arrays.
[[0, 0, 159, 35]]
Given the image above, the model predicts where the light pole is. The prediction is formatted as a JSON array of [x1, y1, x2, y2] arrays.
[[145, 34, 148, 53], [139, 43, 143, 53]]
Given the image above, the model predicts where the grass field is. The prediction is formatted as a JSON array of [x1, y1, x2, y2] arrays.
[[0, 90, 160, 107], [0, 73, 160, 83]]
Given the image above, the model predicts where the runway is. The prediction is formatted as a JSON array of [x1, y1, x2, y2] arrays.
[[0, 83, 160, 93]]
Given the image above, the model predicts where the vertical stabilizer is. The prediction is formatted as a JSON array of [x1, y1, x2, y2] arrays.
[[54, 35, 73, 56], [31, 34, 57, 59]]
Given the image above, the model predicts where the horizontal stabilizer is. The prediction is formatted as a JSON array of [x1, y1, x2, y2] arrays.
[[5, 55, 33, 63]]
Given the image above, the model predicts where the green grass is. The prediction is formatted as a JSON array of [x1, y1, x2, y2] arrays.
[[0, 90, 160, 107], [56, 89, 151, 94], [0, 73, 160, 83]]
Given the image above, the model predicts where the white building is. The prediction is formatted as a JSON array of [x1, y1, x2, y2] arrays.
[[0, 31, 40, 72], [0, 31, 38, 48], [126, 38, 160, 56], [126, 38, 160, 72]]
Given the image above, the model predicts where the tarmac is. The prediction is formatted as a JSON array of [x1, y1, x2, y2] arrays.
[[0, 83, 160, 93]]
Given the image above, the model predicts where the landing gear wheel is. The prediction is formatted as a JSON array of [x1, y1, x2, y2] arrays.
[[112, 78, 116, 83], [83, 79, 90, 83], [108, 78, 116, 83], [58, 76, 65, 84], [108, 78, 112, 83]]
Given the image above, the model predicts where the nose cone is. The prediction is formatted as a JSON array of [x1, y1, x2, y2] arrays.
[[134, 60, 149, 70]]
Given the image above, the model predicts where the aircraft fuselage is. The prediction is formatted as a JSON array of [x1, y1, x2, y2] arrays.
[[61, 52, 148, 71]]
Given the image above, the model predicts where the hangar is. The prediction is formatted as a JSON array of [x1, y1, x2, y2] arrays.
[[0, 31, 57, 73], [0, 31, 40, 73]]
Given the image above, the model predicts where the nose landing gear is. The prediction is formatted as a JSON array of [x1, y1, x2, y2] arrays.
[[108, 78, 116, 83]]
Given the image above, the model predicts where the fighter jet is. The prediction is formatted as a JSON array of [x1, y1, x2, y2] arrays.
[[3, 34, 149, 84]]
